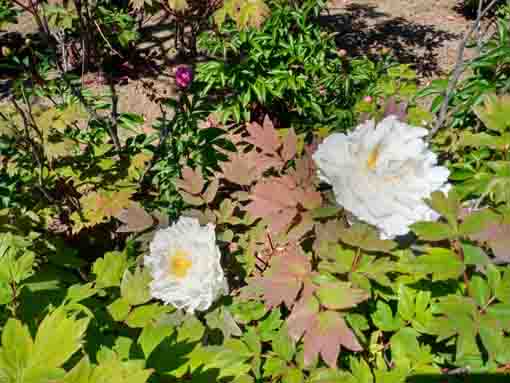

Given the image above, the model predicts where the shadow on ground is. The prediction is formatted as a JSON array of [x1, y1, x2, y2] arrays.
[[453, 0, 507, 20], [321, 4, 460, 77]]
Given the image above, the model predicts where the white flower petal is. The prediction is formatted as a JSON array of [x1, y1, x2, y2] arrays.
[[144, 217, 228, 313], [313, 115, 450, 239]]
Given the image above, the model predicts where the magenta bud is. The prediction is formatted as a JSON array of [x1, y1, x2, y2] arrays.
[[363, 96, 373, 103], [175, 66, 194, 88]]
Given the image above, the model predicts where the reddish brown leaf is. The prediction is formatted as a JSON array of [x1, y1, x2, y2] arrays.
[[245, 115, 281, 153], [287, 296, 320, 341], [78, 189, 134, 229], [175, 166, 205, 194], [287, 294, 362, 368], [116, 201, 154, 233], [221, 153, 258, 186], [281, 128, 298, 162], [250, 243, 312, 309], [202, 178, 220, 204], [221, 151, 272, 186], [313, 220, 345, 249], [303, 311, 362, 368], [246, 179, 297, 216], [251, 151, 284, 173], [178, 190, 205, 206], [287, 212, 315, 242], [290, 155, 318, 187], [244, 177, 300, 234], [469, 219, 510, 263]]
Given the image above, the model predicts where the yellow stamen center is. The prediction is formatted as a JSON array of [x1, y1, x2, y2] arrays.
[[168, 249, 193, 279], [366, 145, 380, 171]]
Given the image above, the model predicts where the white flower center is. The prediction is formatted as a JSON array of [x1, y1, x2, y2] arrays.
[[167, 249, 193, 279]]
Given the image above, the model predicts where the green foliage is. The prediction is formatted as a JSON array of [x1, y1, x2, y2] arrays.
[[216, 0, 270, 29], [0, 305, 91, 383], [197, 0, 380, 131], [0, 0, 18, 29], [2, 1, 510, 382]]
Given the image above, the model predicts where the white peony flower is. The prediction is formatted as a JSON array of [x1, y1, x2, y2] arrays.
[[144, 217, 228, 313], [313, 115, 450, 239]]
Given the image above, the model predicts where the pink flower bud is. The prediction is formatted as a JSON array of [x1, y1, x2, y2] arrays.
[[175, 66, 194, 89], [363, 96, 373, 103], [337, 49, 347, 57], [228, 242, 239, 252]]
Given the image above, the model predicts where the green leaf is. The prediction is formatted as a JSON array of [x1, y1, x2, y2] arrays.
[[426, 190, 459, 227], [208, 338, 253, 379], [120, 267, 152, 306], [263, 356, 287, 378], [316, 281, 369, 310], [0, 281, 12, 305], [177, 315, 206, 342], [311, 206, 341, 219], [479, 324, 504, 362], [415, 290, 431, 314], [257, 309, 282, 342], [495, 270, 510, 303], [318, 245, 355, 274], [125, 304, 170, 328], [390, 328, 421, 365], [372, 300, 404, 331], [410, 221, 455, 241], [350, 357, 373, 383], [283, 367, 304, 383], [205, 307, 242, 339], [272, 324, 295, 362], [234, 375, 254, 383], [138, 322, 174, 359], [1, 318, 33, 374], [373, 367, 408, 383], [113, 337, 133, 360], [30, 306, 90, 369], [470, 275, 491, 307], [309, 367, 356, 383], [89, 348, 153, 383], [65, 283, 97, 303], [413, 248, 464, 281], [338, 223, 395, 252], [456, 330, 482, 368], [397, 285, 415, 322], [92, 251, 128, 288], [486, 264, 501, 296], [462, 243, 490, 265], [63, 356, 92, 383], [459, 208, 500, 236], [107, 297, 131, 322], [474, 93, 510, 133]]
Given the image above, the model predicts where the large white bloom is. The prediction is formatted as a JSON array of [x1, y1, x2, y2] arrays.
[[313, 115, 450, 239], [144, 217, 228, 313]]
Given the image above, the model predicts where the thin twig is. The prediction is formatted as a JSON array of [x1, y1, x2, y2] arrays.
[[476, 0, 485, 52], [11, 97, 54, 203], [107, 74, 123, 154], [444, 367, 471, 375], [93, 20, 123, 58], [428, 0, 500, 140]]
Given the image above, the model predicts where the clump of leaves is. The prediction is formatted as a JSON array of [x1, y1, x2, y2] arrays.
[[196, 0, 378, 132], [0, 0, 19, 29]]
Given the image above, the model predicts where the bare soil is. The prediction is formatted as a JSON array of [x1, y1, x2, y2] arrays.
[[1, 0, 480, 127], [326, 0, 477, 80]]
